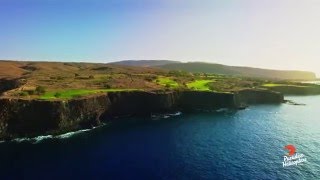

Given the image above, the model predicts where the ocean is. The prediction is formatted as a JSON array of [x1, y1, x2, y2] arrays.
[[0, 95, 319, 179]]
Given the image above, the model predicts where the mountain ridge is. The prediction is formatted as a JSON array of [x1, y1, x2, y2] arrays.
[[110, 60, 316, 80], [111, 60, 180, 67]]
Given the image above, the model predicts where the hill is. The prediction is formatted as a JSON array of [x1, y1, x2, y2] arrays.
[[157, 62, 316, 80], [111, 60, 180, 67], [0, 60, 169, 97]]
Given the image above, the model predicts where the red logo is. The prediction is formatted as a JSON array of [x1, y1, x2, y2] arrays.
[[284, 144, 296, 156]]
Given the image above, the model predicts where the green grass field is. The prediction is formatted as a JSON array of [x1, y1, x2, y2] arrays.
[[186, 80, 214, 91], [154, 77, 179, 88], [40, 89, 139, 100]]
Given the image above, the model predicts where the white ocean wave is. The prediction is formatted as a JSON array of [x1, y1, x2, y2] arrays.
[[33, 135, 53, 143], [56, 129, 91, 139], [11, 135, 54, 143], [168, 111, 182, 116], [8, 124, 105, 143], [216, 108, 229, 112], [55, 125, 104, 139], [13, 137, 31, 143], [151, 111, 182, 120]]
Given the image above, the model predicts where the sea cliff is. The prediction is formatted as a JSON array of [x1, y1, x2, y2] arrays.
[[0, 90, 283, 140]]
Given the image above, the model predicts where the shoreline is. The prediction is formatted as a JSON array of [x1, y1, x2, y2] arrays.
[[0, 89, 283, 141]]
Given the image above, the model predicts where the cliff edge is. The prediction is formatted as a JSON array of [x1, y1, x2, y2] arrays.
[[0, 90, 283, 140]]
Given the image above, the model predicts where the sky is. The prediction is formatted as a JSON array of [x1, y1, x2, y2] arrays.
[[1, 0, 320, 75]]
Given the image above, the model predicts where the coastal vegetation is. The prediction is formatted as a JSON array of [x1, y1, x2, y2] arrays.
[[154, 76, 179, 88], [39, 89, 139, 100], [186, 80, 214, 91], [1, 61, 320, 100]]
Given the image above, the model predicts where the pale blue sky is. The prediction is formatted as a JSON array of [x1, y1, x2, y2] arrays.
[[1, 0, 320, 74]]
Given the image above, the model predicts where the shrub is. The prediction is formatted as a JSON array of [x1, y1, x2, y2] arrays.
[[57, 76, 64, 80], [144, 75, 157, 82], [253, 82, 260, 86], [26, 90, 35, 95], [54, 92, 62, 98], [144, 77, 153, 82], [104, 84, 111, 89], [35, 86, 46, 95], [89, 75, 94, 79], [19, 91, 28, 96]]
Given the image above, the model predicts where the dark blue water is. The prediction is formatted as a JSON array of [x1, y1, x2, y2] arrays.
[[0, 96, 320, 179]]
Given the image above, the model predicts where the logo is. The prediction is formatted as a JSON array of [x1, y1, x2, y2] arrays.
[[284, 144, 296, 156], [282, 144, 307, 167]]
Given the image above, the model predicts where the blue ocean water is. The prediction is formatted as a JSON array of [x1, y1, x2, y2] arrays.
[[0, 96, 319, 179]]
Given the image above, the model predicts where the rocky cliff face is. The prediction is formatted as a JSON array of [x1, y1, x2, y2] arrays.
[[105, 91, 236, 116], [0, 95, 110, 140], [0, 78, 25, 95], [177, 91, 235, 110], [105, 91, 178, 116], [234, 89, 284, 105], [0, 90, 283, 140]]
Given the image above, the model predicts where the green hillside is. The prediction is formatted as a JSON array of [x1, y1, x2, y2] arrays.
[[158, 62, 316, 80]]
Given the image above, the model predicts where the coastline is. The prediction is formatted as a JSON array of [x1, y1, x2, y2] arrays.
[[0, 89, 283, 141]]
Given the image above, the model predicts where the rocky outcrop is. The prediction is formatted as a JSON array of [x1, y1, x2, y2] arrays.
[[0, 78, 25, 95], [0, 90, 284, 140], [234, 89, 284, 105]]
